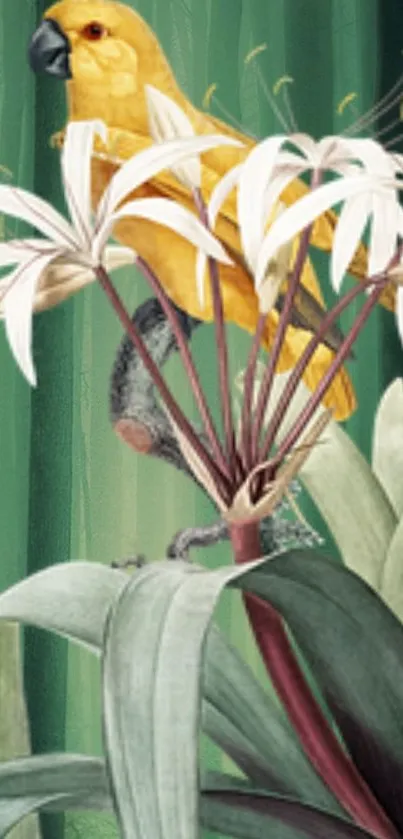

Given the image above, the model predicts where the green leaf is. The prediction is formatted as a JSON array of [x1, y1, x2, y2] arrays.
[[0, 563, 128, 652], [102, 558, 282, 839], [0, 754, 112, 837], [372, 379, 403, 518], [204, 626, 339, 812], [380, 515, 403, 623], [200, 787, 375, 839], [0, 560, 334, 807], [234, 550, 403, 830]]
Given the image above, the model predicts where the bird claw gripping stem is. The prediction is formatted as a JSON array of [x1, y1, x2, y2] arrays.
[[109, 296, 322, 561]]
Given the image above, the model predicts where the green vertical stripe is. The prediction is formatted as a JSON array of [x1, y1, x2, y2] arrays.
[[23, 6, 72, 838]]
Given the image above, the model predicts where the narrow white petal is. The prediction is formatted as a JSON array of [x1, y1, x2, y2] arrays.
[[195, 164, 242, 307], [108, 197, 232, 264], [0, 239, 63, 266], [369, 193, 400, 276], [237, 135, 288, 272], [3, 251, 60, 385], [146, 86, 195, 141], [62, 120, 107, 248], [331, 194, 369, 293], [397, 287, 403, 348], [262, 164, 307, 225], [145, 86, 199, 187], [255, 174, 382, 289], [208, 164, 242, 229], [289, 132, 318, 162], [195, 249, 208, 309], [343, 138, 394, 176], [0, 186, 77, 248], [96, 134, 243, 230], [102, 245, 137, 272]]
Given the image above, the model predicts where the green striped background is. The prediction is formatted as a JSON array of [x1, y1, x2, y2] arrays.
[[0, 1, 403, 837]]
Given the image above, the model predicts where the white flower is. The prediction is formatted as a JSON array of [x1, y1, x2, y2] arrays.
[[195, 132, 359, 305], [0, 119, 239, 385], [243, 134, 403, 292]]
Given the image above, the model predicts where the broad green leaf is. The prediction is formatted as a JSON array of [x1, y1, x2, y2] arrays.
[[200, 787, 375, 839], [102, 558, 282, 839], [202, 701, 283, 791], [0, 563, 128, 652], [234, 550, 403, 831], [237, 372, 398, 589], [0, 754, 112, 837], [204, 626, 339, 812], [380, 515, 403, 623], [372, 379, 403, 518], [0, 559, 337, 819]]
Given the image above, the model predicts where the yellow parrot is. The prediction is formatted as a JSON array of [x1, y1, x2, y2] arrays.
[[28, 0, 394, 421]]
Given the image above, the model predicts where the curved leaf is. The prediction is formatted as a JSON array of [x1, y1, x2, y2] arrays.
[[234, 551, 403, 831], [0, 563, 128, 652], [0, 561, 335, 808], [380, 516, 403, 623], [372, 379, 403, 518], [201, 787, 376, 839], [204, 626, 340, 811], [0, 754, 111, 837]]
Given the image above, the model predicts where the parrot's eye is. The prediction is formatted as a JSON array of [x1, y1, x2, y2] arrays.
[[82, 21, 107, 40]]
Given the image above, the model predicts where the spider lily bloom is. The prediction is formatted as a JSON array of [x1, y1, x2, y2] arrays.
[[251, 135, 403, 295], [0, 119, 237, 385]]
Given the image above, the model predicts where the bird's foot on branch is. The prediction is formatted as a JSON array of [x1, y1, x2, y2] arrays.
[[167, 519, 229, 560], [111, 554, 148, 571]]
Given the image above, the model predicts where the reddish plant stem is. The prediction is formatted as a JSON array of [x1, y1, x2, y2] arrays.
[[96, 265, 232, 505], [230, 521, 399, 839], [136, 255, 231, 483], [239, 313, 267, 472], [266, 282, 384, 469], [259, 273, 388, 464], [194, 189, 237, 475], [250, 222, 314, 464]]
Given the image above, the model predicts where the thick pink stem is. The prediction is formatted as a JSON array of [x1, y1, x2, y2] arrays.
[[230, 521, 399, 839]]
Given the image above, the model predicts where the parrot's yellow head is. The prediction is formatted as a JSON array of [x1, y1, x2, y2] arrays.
[[28, 0, 187, 131]]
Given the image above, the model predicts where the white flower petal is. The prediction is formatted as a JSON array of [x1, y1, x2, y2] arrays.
[[343, 138, 394, 177], [289, 132, 319, 162], [145, 86, 199, 188], [3, 251, 61, 386], [255, 174, 385, 289], [195, 163, 242, 307], [104, 197, 232, 265], [102, 245, 136, 272], [331, 193, 369, 293], [237, 135, 288, 272], [262, 164, 307, 226], [0, 186, 77, 248], [0, 239, 63, 266], [368, 193, 400, 277], [62, 119, 107, 248], [96, 134, 243, 232], [146, 86, 195, 143]]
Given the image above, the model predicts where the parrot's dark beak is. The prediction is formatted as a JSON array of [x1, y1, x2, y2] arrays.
[[28, 18, 72, 80]]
